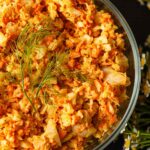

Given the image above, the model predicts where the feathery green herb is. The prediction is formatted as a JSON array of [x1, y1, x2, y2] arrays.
[[36, 51, 69, 97], [124, 102, 150, 149], [123, 46, 150, 150], [11, 18, 87, 110], [36, 51, 88, 97], [10, 20, 53, 111], [20, 60, 37, 111]]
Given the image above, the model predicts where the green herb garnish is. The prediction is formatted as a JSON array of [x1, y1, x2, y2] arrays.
[[36, 51, 88, 97], [11, 18, 87, 111], [10, 20, 53, 111]]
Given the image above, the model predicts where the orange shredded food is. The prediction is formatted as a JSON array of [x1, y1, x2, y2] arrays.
[[0, 0, 130, 149]]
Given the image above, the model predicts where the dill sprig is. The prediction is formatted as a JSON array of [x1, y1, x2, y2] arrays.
[[18, 25, 50, 51], [11, 18, 87, 110], [11, 20, 53, 111], [36, 51, 88, 97], [123, 50, 150, 150], [36, 51, 70, 97], [36, 55, 56, 97], [123, 98, 150, 149], [20, 61, 36, 111], [43, 91, 49, 104]]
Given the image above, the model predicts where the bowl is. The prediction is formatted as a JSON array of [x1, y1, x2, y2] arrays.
[[86, 0, 141, 149]]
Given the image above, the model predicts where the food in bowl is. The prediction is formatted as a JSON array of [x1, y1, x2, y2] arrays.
[[0, 0, 130, 149]]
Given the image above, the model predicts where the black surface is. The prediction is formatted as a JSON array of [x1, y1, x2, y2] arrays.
[[105, 135, 124, 150], [110, 0, 150, 45], [104, 1, 150, 150]]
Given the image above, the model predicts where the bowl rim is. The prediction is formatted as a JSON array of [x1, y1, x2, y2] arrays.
[[93, 0, 141, 149]]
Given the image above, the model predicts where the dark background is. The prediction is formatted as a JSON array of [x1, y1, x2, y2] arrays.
[[110, 0, 150, 45], [104, 0, 150, 150]]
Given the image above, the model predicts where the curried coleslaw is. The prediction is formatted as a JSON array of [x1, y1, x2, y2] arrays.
[[0, 0, 130, 149]]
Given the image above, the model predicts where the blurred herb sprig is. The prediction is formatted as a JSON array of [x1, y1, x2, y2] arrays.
[[123, 36, 150, 150]]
